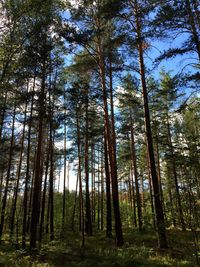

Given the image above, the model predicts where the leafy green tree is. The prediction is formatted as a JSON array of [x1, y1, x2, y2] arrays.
[[154, 0, 200, 62]]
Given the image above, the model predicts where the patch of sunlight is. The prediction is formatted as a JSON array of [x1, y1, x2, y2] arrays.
[[32, 263, 52, 267], [149, 255, 191, 267]]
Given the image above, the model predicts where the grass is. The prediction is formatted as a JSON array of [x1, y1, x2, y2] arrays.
[[0, 229, 198, 267]]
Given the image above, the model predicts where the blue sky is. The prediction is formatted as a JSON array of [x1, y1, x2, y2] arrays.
[[148, 34, 197, 79]]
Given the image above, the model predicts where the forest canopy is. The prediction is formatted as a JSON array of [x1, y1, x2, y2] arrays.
[[0, 0, 200, 266]]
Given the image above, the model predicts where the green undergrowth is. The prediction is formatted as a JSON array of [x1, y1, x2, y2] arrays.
[[0, 229, 198, 267]]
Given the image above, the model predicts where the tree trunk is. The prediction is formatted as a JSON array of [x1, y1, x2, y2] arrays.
[[101, 147, 104, 231], [26, 169, 35, 234], [71, 173, 79, 231], [76, 109, 84, 247], [0, 91, 8, 147], [91, 145, 95, 223], [146, 150, 156, 229], [39, 137, 50, 243], [10, 96, 28, 240], [130, 120, 142, 232], [104, 133, 112, 238], [155, 130, 165, 216], [130, 165, 137, 228], [134, 0, 167, 248], [166, 114, 186, 230], [97, 37, 123, 246], [84, 87, 92, 236], [0, 102, 16, 240], [62, 91, 67, 233], [0, 167, 5, 204], [49, 125, 54, 241], [166, 165, 177, 227], [30, 65, 46, 248], [22, 79, 35, 248], [48, 80, 56, 242]]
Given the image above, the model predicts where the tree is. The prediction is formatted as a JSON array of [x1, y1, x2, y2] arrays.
[[119, 0, 168, 248], [63, 0, 124, 246], [154, 0, 200, 62]]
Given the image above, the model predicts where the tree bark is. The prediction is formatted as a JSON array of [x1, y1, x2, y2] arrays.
[[0, 91, 8, 147], [22, 78, 35, 248], [130, 166, 137, 228], [10, 96, 28, 240], [146, 149, 156, 229], [166, 114, 186, 230], [0, 102, 16, 240], [130, 119, 142, 231], [62, 90, 67, 233], [97, 36, 123, 246], [39, 137, 50, 243], [101, 147, 104, 231], [48, 89, 55, 241], [84, 87, 92, 236], [76, 109, 84, 247], [30, 64, 46, 248], [71, 173, 79, 231], [104, 133, 112, 238], [134, 0, 168, 248]]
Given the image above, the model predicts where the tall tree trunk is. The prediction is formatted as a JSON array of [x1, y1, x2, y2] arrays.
[[130, 165, 137, 228], [26, 169, 35, 234], [155, 130, 165, 215], [128, 170, 133, 223], [0, 102, 16, 240], [166, 165, 177, 227], [76, 109, 84, 247], [49, 126, 54, 241], [22, 79, 35, 248], [166, 114, 186, 230], [84, 87, 92, 236], [134, 0, 167, 248], [146, 150, 156, 229], [130, 120, 142, 232], [46, 193, 50, 234], [10, 96, 28, 240], [101, 147, 104, 231], [104, 133, 112, 238], [97, 35, 123, 246], [0, 167, 5, 205], [91, 145, 95, 223], [30, 65, 46, 248], [71, 173, 79, 231], [39, 137, 50, 243], [97, 149, 100, 231], [0, 91, 8, 147], [48, 80, 56, 241], [62, 91, 67, 233]]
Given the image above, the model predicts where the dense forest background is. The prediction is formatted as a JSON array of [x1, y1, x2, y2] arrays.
[[0, 0, 200, 266]]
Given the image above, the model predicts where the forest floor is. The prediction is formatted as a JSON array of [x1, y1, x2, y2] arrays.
[[0, 229, 198, 267]]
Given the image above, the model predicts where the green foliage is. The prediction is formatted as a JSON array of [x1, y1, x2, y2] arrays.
[[0, 0, 200, 264], [0, 230, 197, 266]]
